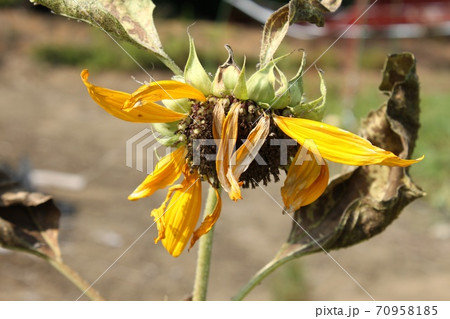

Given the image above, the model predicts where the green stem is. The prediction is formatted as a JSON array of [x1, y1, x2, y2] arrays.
[[232, 245, 297, 301], [192, 186, 219, 301], [47, 258, 105, 301], [161, 58, 183, 77]]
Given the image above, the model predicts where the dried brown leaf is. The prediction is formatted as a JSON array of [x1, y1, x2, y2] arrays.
[[233, 52, 425, 301], [259, 0, 342, 68], [0, 189, 62, 261], [279, 52, 424, 259]]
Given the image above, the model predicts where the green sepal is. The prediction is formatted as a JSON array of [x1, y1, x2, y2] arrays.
[[153, 121, 178, 137], [288, 50, 307, 107], [162, 98, 192, 113], [258, 102, 271, 109], [246, 54, 288, 104], [184, 34, 211, 95], [290, 68, 326, 121], [270, 64, 290, 109], [152, 122, 180, 146], [156, 134, 181, 146], [233, 57, 248, 100], [211, 45, 240, 97]]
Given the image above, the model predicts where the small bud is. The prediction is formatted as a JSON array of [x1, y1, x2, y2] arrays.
[[211, 45, 241, 97]]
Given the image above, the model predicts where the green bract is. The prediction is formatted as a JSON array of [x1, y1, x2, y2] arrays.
[[158, 41, 327, 143]]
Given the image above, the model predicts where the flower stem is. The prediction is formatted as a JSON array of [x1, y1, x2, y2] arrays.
[[192, 186, 219, 301], [47, 257, 105, 301], [232, 244, 296, 301]]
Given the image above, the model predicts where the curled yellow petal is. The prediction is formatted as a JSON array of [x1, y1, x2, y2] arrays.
[[281, 149, 329, 213], [215, 102, 241, 194], [81, 70, 188, 123], [189, 188, 222, 250], [128, 147, 187, 200], [231, 114, 271, 177], [122, 80, 206, 120], [150, 166, 202, 257], [274, 115, 423, 167], [228, 114, 271, 201], [226, 169, 243, 201]]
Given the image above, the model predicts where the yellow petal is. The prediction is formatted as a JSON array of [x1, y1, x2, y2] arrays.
[[231, 114, 270, 177], [122, 80, 206, 120], [150, 166, 202, 257], [228, 114, 271, 201], [128, 147, 187, 200], [81, 70, 188, 123], [281, 149, 329, 213], [189, 188, 222, 250], [215, 102, 241, 194], [226, 169, 243, 201], [274, 115, 423, 167]]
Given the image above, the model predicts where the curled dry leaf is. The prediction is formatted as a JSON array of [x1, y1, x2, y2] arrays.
[[233, 52, 424, 300], [0, 175, 62, 261], [0, 170, 106, 301], [259, 0, 342, 68], [281, 52, 424, 258]]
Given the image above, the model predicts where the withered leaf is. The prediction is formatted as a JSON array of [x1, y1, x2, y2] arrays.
[[30, 0, 182, 75], [259, 0, 342, 68], [0, 189, 62, 261], [234, 52, 424, 300], [280, 52, 424, 260], [100, 0, 182, 75]]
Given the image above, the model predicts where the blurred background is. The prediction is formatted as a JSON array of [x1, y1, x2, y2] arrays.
[[0, 0, 449, 300]]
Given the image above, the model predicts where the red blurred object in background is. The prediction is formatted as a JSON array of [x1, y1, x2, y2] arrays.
[[226, 0, 450, 38], [328, 0, 450, 28]]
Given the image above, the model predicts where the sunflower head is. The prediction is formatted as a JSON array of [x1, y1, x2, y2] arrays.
[[155, 38, 327, 192], [80, 36, 422, 257]]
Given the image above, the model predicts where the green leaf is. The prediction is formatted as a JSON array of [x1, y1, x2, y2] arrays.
[[31, 0, 182, 75]]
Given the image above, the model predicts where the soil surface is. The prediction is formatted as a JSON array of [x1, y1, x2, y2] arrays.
[[0, 8, 449, 301]]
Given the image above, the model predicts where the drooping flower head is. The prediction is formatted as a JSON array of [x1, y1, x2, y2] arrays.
[[81, 36, 422, 257]]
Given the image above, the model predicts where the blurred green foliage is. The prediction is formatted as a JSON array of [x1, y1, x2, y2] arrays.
[[0, 0, 20, 6], [34, 43, 163, 72], [268, 260, 309, 300], [31, 28, 262, 73], [410, 92, 450, 209]]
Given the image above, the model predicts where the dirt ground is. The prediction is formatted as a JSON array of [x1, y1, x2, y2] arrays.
[[0, 8, 449, 301]]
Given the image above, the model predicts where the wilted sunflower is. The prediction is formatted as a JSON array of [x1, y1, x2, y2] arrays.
[[81, 38, 422, 257]]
